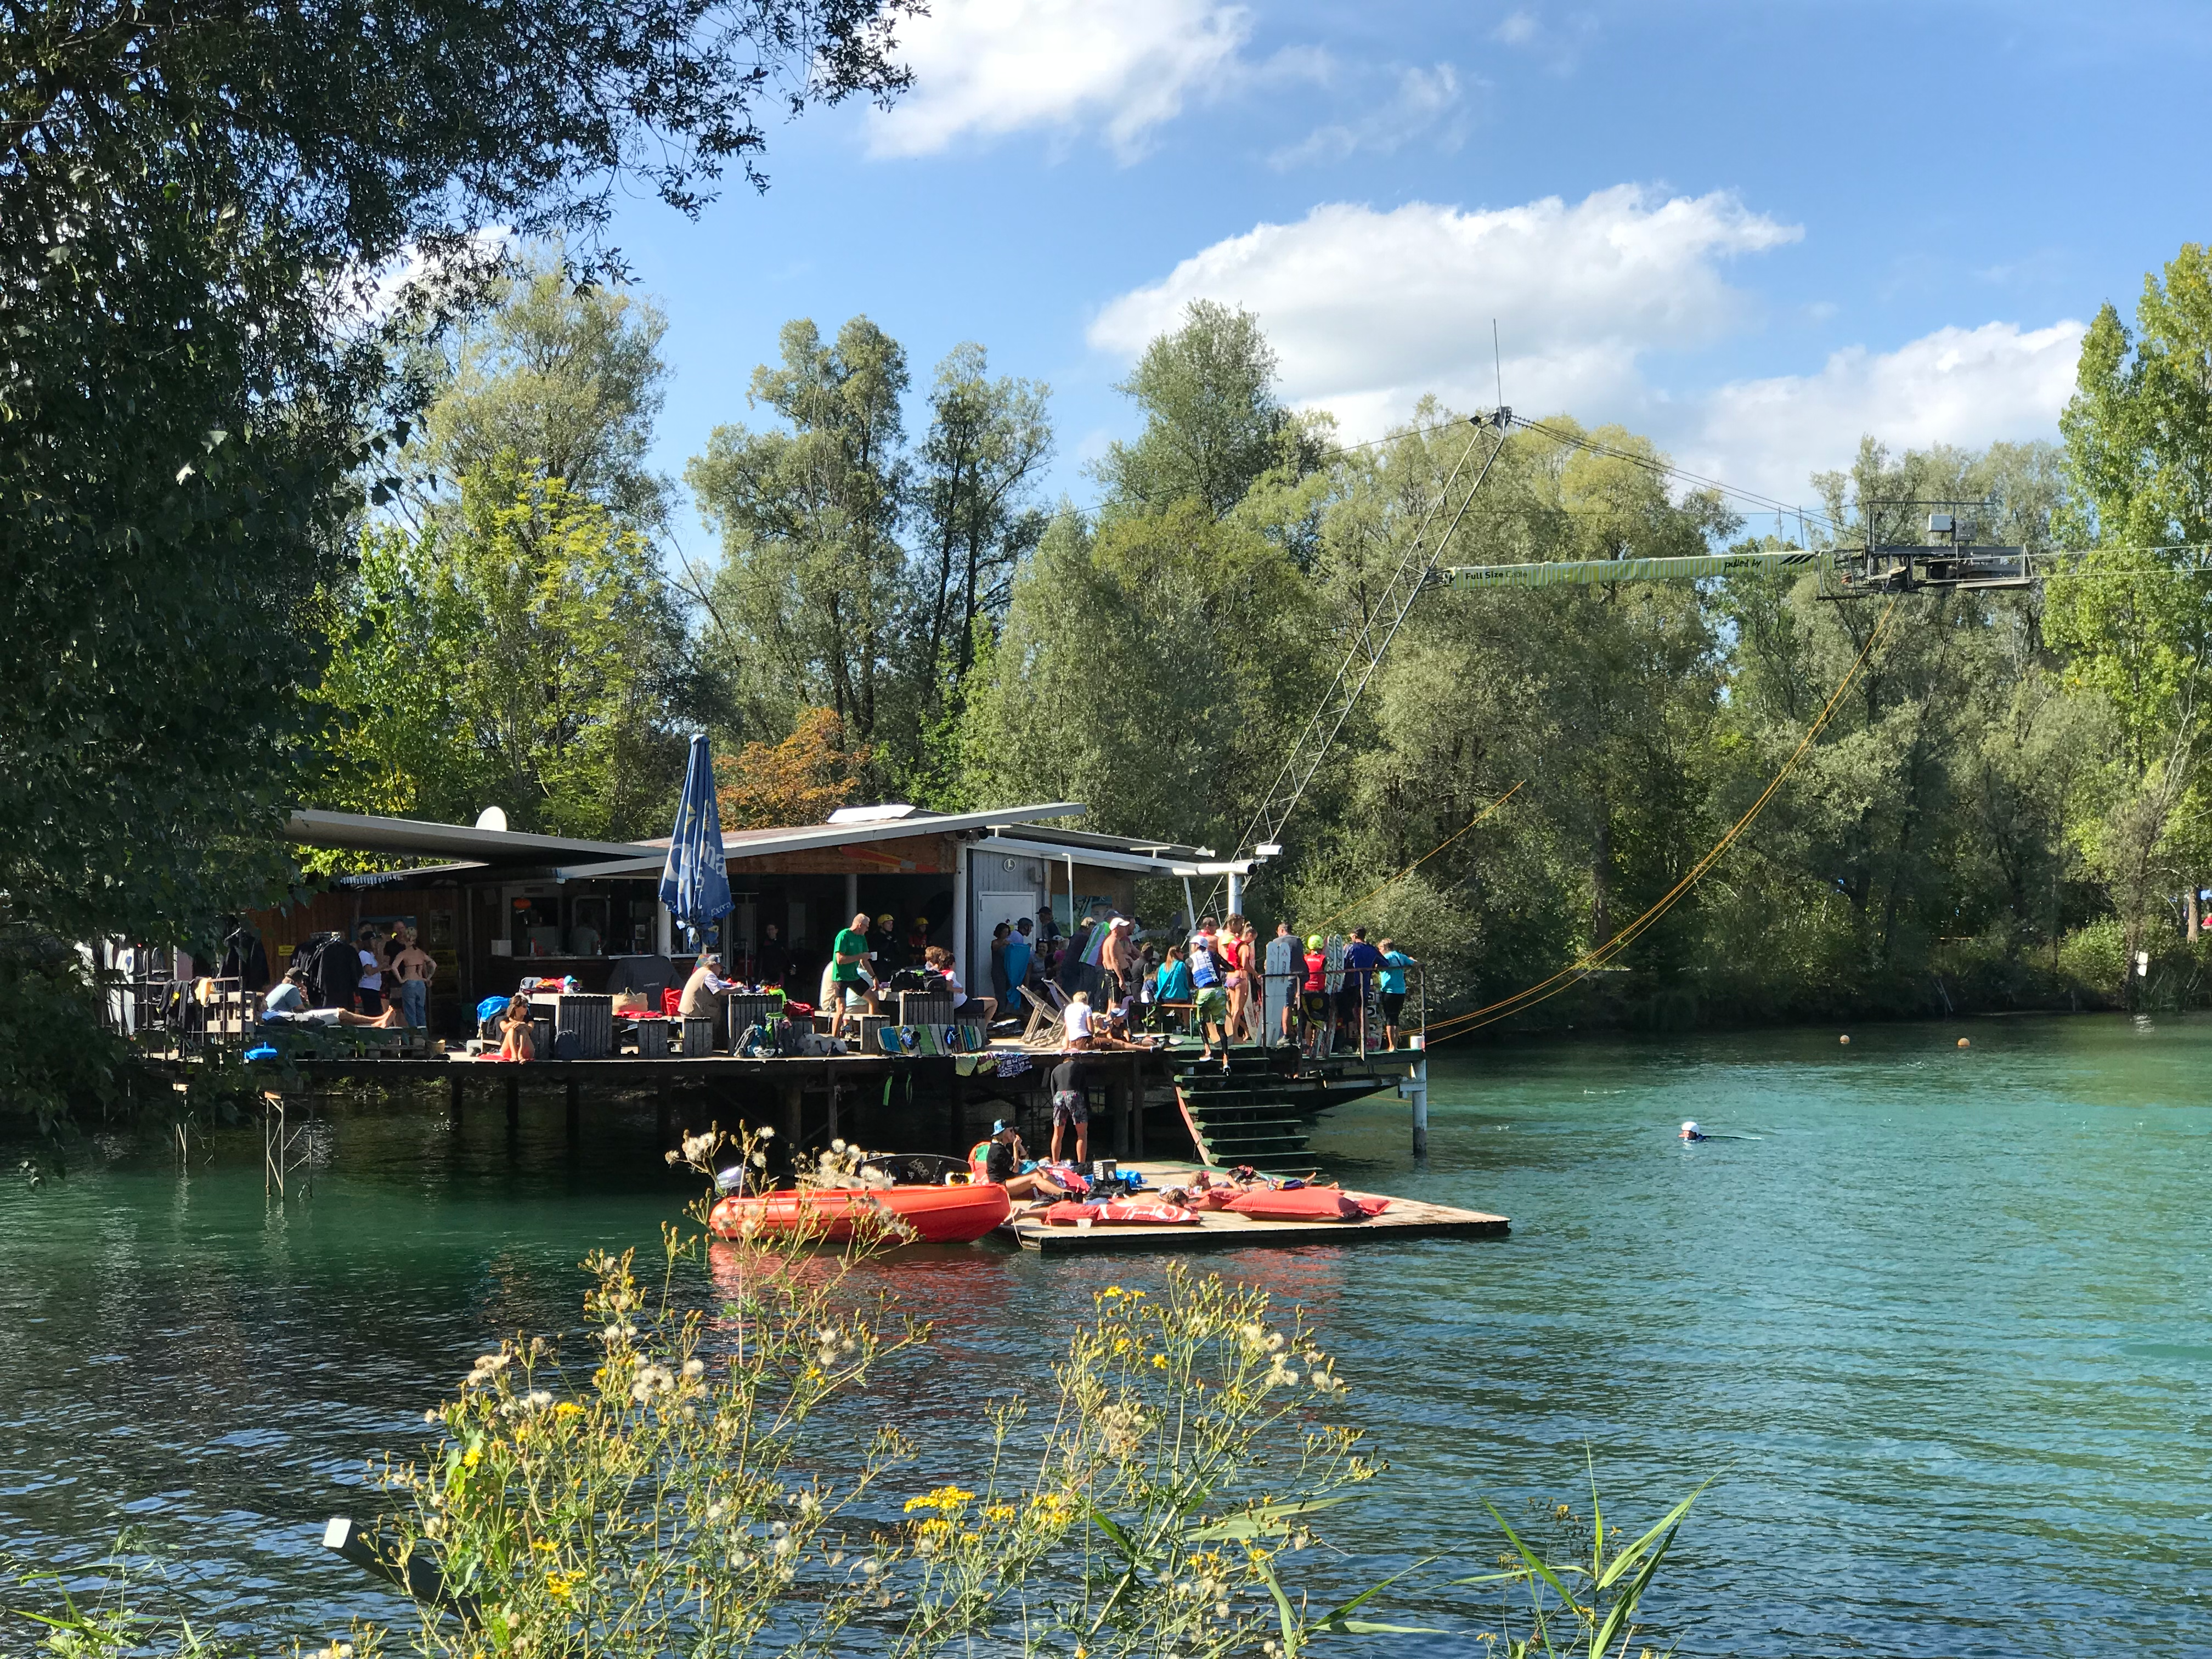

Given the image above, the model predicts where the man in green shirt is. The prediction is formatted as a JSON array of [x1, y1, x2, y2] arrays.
[[830, 910, 874, 1040]]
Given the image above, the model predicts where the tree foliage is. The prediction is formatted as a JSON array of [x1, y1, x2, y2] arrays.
[[716, 707, 871, 830]]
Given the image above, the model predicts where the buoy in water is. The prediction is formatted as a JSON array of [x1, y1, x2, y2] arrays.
[[1957, 1037, 1971, 1048], [1839, 1035, 1851, 1045]]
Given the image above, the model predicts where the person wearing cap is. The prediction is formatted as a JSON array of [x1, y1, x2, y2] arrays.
[[1679, 1120, 1708, 1142], [680, 951, 737, 1019], [1100, 914, 1137, 998], [984, 1118, 1068, 1201]]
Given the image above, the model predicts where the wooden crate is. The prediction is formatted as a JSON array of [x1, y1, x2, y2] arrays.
[[682, 1015, 719, 1056], [725, 994, 783, 1045], [552, 994, 613, 1059], [898, 991, 955, 1026], [632, 1018, 669, 1057]]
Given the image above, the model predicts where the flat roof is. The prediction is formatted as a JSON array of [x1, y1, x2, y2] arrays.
[[286, 810, 657, 866], [549, 803, 1089, 880]]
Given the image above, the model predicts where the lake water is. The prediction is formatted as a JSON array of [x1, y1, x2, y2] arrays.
[[3, 1015, 2208, 1656]]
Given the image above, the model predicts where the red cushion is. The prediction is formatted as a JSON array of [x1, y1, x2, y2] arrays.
[[1223, 1186, 1369, 1222]]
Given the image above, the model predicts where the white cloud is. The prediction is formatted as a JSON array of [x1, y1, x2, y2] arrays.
[[1090, 185, 2082, 513], [1088, 186, 1800, 432], [866, 0, 1252, 160], [1269, 63, 1467, 169], [1688, 321, 2086, 509], [1493, 10, 1538, 44]]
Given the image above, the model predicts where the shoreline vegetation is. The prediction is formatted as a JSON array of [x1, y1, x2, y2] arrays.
[[8, 1127, 1701, 1658], [11, 240, 2212, 1137]]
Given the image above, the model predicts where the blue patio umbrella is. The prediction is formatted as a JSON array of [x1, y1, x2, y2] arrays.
[[659, 734, 732, 950]]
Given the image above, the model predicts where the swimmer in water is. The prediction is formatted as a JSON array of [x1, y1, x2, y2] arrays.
[[1679, 1120, 1708, 1142]]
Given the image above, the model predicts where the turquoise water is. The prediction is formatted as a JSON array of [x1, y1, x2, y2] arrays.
[[3, 1016, 2208, 1654]]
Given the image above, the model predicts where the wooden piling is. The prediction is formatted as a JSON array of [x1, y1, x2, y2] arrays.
[[565, 1079, 581, 1141], [447, 1072, 464, 1125], [505, 1073, 520, 1129]]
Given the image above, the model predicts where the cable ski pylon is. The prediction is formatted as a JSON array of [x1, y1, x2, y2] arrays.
[[1225, 408, 1513, 881]]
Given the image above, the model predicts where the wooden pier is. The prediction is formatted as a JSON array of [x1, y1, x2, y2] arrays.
[[1003, 1160, 1506, 1256]]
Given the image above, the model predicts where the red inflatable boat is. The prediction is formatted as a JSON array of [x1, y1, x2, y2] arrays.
[[709, 1181, 1011, 1245]]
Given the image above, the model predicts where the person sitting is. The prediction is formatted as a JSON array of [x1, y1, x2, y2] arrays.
[[1153, 943, 1193, 1031], [262, 967, 404, 1028], [679, 952, 736, 1019], [498, 995, 537, 1060], [984, 1119, 1068, 1203], [923, 946, 996, 1025], [1062, 988, 1096, 1049]]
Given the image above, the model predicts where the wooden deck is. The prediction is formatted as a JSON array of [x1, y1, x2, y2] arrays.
[[1003, 1161, 1506, 1255]]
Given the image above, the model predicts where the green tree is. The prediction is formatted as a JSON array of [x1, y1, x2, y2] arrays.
[[319, 464, 693, 841], [962, 502, 1321, 847], [420, 250, 675, 531], [686, 317, 911, 763], [2040, 247, 2212, 967], [1, 0, 915, 1118], [1092, 300, 1322, 522]]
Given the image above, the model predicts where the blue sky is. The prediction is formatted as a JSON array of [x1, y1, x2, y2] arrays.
[[603, 0, 2212, 565]]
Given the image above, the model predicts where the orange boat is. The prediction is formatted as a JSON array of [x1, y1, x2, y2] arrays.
[[709, 1181, 1011, 1246]]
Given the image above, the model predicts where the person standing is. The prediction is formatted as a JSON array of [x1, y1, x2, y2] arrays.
[[1219, 912, 1248, 1044], [1100, 916, 1137, 998], [830, 912, 873, 1039], [1378, 938, 1417, 1049], [1340, 926, 1384, 1052], [1005, 918, 1035, 1001], [391, 927, 437, 1029], [755, 922, 791, 989], [868, 912, 900, 971], [1301, 934, 1330, 1057], [1049, 1057, 1091, 1166], [355, 926, 387, 1016], [988, 922, 1012, 1008]]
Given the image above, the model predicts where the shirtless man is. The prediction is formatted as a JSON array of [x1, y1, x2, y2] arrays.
[[390, 927, 436, 1028]]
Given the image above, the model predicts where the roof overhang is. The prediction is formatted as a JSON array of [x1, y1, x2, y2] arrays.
[[977, 835, 1251, 878], [287, 809, 656, 866], [550, 803, 1089, 882]]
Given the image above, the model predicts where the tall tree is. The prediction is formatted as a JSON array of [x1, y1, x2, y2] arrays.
[[1092, 301, 1319, 521], [318, 463, 694, 842], [2043, 244, 2212, 965], [686, 316, 911, 759], [1, 0, 915, 1118], [912, 343, 1053, 708], [421, 250, 675, 531]]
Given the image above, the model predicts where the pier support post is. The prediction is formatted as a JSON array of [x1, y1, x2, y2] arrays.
[[565, 1078, 581, 1142], [448, 1073, 464, 1126], [947, 1067, 965, 1151], [505, 1073, 520, 1130], [779, 1079, 804, 1150], [825, 1063, 839, 1142], [655, 1076, 671, 1143], [1403, 1055, 1429, 1159], [1128, 1053, 1145, 1159]]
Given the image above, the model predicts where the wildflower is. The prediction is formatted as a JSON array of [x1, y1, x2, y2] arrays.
[[861, 1559, 882, 1576], [772, 1533, 797, 1559], [1102, 1285, 1124, 1299], [759, 1125, 775, 1141], [985, 1504, 1015, 1523], [1266, 1333, 1285, 1353], [681, 1357, 706, 1378], [554, 1401, 583, 1418], [461, 1445, 483, 1468], [422, 1408, 442, 1424], [544, 1569, 582, 1600], [1152, 1353, 1168, 1370], [904, 1485, 976, 1513], [831, 1138, 846, 1153], [751, 1151, 768, 1168], [663, 1149, 680, 1165]]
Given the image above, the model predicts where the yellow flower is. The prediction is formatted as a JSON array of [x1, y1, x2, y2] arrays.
[[1113, 1336, 1131, 1354], [554, 1401, 583, 1419], [544, 1570, 582, 1599], [1101, 1286, 1124, 1299], [1152, 1353, 1168, 1369], [904, 1485, 977, 1514], [461, 1445, 483, 1469], [531, 1540, 557, 1554], [984, 1504, 1015, 1523]]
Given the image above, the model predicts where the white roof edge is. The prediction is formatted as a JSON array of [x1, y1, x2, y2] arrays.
[[973, 836, 1251, 877], [287, 808, 658, 861], [549, 803, 1090, 881]]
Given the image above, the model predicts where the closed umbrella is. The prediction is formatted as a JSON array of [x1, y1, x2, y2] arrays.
[[659, 734, 732, 950]]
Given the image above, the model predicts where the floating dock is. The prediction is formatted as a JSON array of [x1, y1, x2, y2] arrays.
[[1002, 1160, 1507, 1255]]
